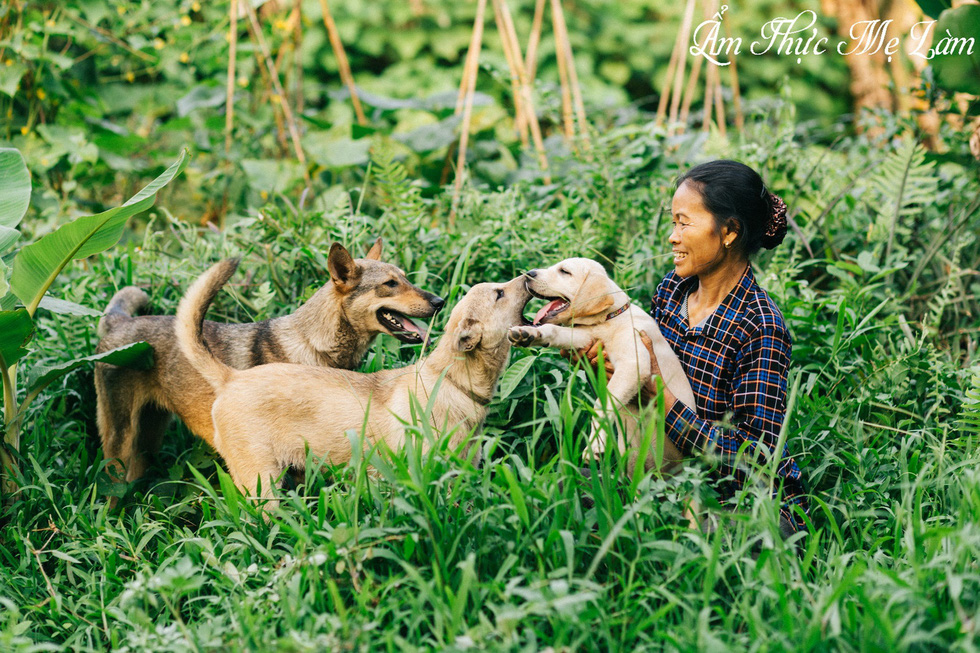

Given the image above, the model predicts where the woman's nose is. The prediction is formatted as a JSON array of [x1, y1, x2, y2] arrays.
[[668, 226, 681, 244]]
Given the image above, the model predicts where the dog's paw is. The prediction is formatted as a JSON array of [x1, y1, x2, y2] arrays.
[[508, 325, 541, 347]]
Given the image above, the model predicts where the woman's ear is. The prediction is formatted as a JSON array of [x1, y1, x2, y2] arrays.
[[722, 218, 740, 250]]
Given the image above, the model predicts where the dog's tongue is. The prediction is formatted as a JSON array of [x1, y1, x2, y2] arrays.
[[533, 299, 566, 325], [396, 315, 425, 335]]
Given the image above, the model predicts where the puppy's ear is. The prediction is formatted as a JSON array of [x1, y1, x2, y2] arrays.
[[574, 274, 615, 318], [455, 318, 483, 352], [328, 243, 360, 291], [365, 237, 383, 261]]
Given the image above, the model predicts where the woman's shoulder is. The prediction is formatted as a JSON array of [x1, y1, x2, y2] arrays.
[[741, 278, 790, 340]]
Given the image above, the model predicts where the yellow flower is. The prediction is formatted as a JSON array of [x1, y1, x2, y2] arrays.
[[36, 88, 46, 100], [192, 2, 201, 11], [116, 5, 126, 15], [180, 14, 191, 26], [40, 158, 49, 166], [237, 76, 248, 87], [153, 38, 165, 50], [20, 126, 28, 135], [274, 19, 288, 32], [260, 191, 269, 200], [180, 52, 190, 63], [46, 19, 55, 28], [271, 93, 281, 104], [125, 71, 135, 82], [4, 59, 11, 66]]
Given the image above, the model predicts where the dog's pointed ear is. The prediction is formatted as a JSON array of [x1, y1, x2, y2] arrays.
[[365, 237, 383, 261], [328, 243, 360, 291], [455, 317, 483, 352]]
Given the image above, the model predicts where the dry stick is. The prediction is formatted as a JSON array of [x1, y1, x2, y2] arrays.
[[723, 17, 743, 132], [243, 0, 311, 186], [492, 0, 528, 147], [498, 0, 550, 179], [713, 63, 726, 137], [243, 16, 289, 152], [552, 0, 590, 151], [450, 0, 488, 229], [455, 18, 481, 115], [524, 0, 547, 84], [294, 0, 304, 114], [677, 51, 703, 130], [655, 17, 683, 125], [225, 0, 239, 155], [702, 55, 714, 132], [318, 0, 367, 125], [667, 0, 698, 131], [550, 0, 575, 140]]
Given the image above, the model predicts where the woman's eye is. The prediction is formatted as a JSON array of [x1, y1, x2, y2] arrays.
[[495, 289, 505, 301], [385, 280, 399, 288]]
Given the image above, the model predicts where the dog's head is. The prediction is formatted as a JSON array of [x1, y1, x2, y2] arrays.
[[523, 258, 622, 325], [444, 276, 533, 354], [328, 239, 444, 344]]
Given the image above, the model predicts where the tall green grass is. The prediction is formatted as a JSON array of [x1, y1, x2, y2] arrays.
[[2, 111, 979, 650]]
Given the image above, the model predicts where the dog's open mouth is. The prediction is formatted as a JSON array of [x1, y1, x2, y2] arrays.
[[377, 309, 427, 344], [525, 283, 569, 325]]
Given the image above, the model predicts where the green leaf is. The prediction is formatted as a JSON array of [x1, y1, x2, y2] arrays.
[[10, 150, 187, 314], [932, 5, 980, 95], [0, 309, 34, 368], [0, 61, 27, 97], [26, 341, 153, 396], [914, 0, 951, 19], [0, 226, 19, 254], [498, 354, 536, 401], [240, 158, 305, 194], [37, 296, 102, 317], [0, 148, 31, 230]]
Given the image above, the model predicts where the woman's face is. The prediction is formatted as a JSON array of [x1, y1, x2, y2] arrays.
[[669, 181, 738, 279]]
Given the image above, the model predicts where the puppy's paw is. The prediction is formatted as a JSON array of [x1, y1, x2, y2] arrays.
[[508, 325, 541, 347]]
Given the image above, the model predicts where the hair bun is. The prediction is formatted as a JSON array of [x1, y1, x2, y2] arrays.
[[762, 191, 788, 249]]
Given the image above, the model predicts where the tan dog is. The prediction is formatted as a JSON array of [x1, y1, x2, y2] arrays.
[[175, 259, 532, 502], [508, 258, 696, 474], [95, 239, 444, 483]]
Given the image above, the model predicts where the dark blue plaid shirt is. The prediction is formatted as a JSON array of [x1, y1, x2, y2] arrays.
[[651, 265, 808, 532]]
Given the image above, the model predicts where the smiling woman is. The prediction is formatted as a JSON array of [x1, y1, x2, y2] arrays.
[[654, 159, 808, 537]]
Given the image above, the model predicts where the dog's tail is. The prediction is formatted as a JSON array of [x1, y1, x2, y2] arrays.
[[176, 259, 240, 392], [98, 287, 150, 337]]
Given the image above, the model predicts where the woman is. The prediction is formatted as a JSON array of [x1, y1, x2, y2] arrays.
[[580, 159, 809, 537]]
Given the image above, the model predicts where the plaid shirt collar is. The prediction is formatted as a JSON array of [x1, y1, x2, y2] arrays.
[[666, 264, 755, 340]]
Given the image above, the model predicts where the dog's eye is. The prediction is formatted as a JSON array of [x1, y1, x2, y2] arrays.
[[558, 268, 571, 276], [495, 289, 504, 301], [384, 279, 399, 288]]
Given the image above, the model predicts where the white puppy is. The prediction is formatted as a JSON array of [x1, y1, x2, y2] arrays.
[[508, 258, 696, 471]]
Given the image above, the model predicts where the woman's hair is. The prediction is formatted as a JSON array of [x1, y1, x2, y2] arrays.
[[675, 160, 788, 257]]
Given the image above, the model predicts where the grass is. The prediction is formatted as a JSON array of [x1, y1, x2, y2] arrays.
[[2, 109, 980, 651]]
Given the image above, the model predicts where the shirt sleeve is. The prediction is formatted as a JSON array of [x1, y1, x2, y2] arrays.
[[662, 324, 791, 465]]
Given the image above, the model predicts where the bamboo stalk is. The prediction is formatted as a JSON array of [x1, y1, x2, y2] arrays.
[[551, 0, 589, 150], [550, 0, 574, 139], [655, 10, 684, 125], [450, 0, 488, 228], [243, 15, 289, 152], [677, 52, 703, 130], [225, 0, 239, 154], [722, 16, 743, 132], [668, 0, 698, 128], [498, 0, 550, 178], [318, 0, 367, 125], [492, 0, 528, 146], [714, 69, 726, 137], [702, 56, 715, 132], [524, 0, 547, 83], [456, 12, 483, 115], [294, 0, 304, 114], [243, 0, 311, 186]]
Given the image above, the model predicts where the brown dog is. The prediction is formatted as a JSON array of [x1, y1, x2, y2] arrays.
[[94, 239, 444, 483], [175, 259, 531, 503]]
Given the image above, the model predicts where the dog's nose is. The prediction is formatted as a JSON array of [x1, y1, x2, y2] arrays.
[[525, 269, 537, 278], [431, 296, 445, 310]]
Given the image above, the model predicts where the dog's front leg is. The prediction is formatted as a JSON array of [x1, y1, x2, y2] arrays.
[[585, 369, 642, 460], [508, 324, 593, 350]]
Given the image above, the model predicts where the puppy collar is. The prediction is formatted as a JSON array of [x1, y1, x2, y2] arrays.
[[444, 374, 493, 406], [606, 301, 631, 321]]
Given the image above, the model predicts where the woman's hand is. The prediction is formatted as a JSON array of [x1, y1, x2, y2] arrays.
[[638, 331, 676, 409], [560, 339, 615, 381]]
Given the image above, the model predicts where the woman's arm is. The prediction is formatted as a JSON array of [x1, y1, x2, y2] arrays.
[[656, 325, 792, 465]]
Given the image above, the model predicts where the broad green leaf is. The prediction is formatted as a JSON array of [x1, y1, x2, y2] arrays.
[[498, 354, 537, 401], [10, 150, 187, 314], [0, 61, 27, 97], [302, 134, 371, 168], [240, 158, 305, 194], [932, 5, 980, 95], [37, 296, 102, 317], [0, 226, 19, 254], [0, 148, 31, 230], [914, 0, 951, 18], [26, 341, 153, 396], [0, 309, 34, 368]]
